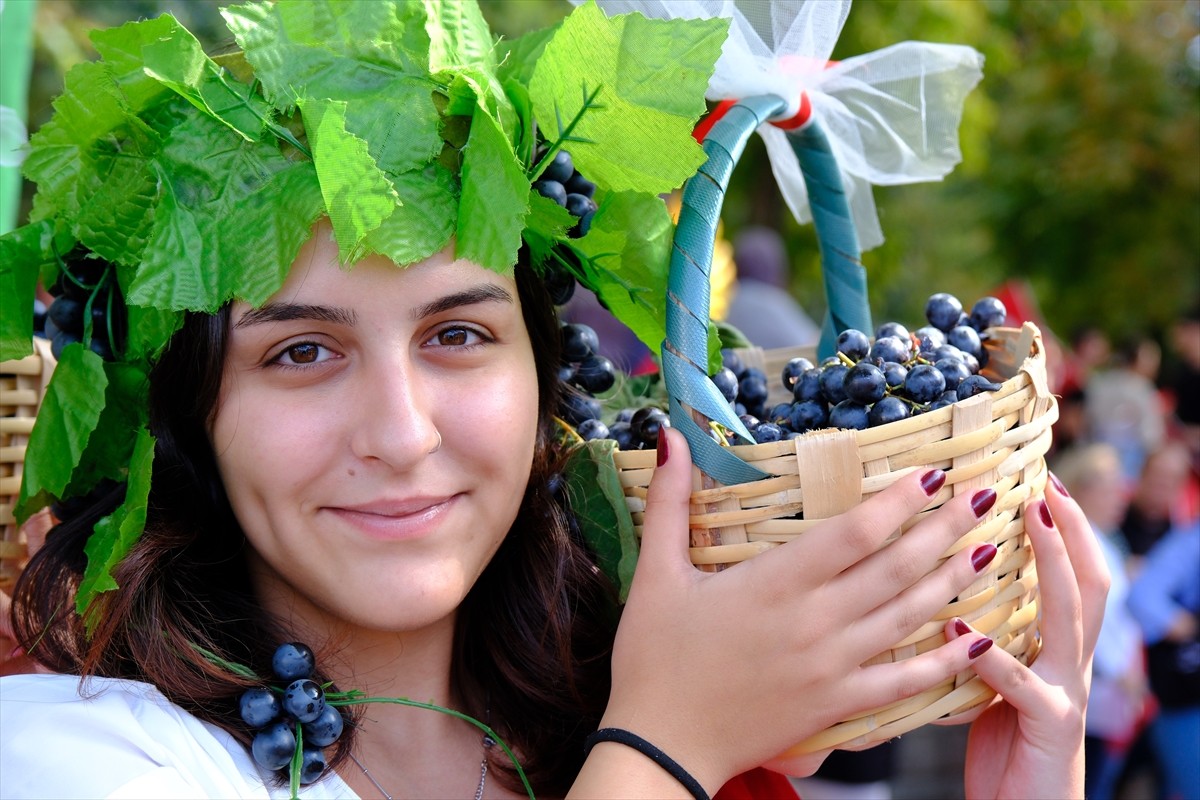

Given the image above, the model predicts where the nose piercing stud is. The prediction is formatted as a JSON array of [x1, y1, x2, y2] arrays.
[[429, 431, 442, 454]]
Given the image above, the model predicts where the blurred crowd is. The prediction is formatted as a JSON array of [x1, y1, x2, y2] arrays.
[[1048, 307, 1200, 800]]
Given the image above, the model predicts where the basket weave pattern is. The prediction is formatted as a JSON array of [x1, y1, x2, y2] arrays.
[[612, 322, 1056, 750], [0, 338, 55, 594]]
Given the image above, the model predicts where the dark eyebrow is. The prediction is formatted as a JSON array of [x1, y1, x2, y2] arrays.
[[410, 284, 514, 320], [234, 303, 358, 329]]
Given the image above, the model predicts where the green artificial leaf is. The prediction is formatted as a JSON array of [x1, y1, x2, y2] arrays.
[[457, 106, 529, 272], [127, 108, 324, 311], [707, 319, 725, 375], [425, 0, 496, 74], [16, 345, 109, 521], [60, 360, 150, 503], [300, 97, 399, 264], [225, 1, 443, 174], [90, 16, 183, 112], [522, 192, 575, 267], [363, 164, 458, 267], [73, 119, 161, 267], [495, 24, 558, 88], [122, 301, 184, 364], [0, 222, 53, 360], [564, 438, 639, 602], [77, 425, 155, 618], [141, 17, 270, 141], [529, 3, 726, 194]]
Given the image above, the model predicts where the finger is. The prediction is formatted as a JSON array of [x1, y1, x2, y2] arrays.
[[840, 486, 997, 615], [1044, 473, 1110, 656], [796, 468, 947, 578], [629, 427, 697, 588], [849, 533, 999, 664]]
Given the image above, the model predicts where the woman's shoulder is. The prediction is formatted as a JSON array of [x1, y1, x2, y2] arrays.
[[0, 673, 355, 799]]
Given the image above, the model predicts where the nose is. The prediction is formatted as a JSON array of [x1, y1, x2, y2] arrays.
[[348, 351, 441, 470]]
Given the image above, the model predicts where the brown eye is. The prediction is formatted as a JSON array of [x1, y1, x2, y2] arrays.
[[288, 343, 320, 363], [439, 328, 469, 346]]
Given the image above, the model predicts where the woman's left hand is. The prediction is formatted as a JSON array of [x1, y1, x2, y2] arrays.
[[951, 474, 1109, 800]]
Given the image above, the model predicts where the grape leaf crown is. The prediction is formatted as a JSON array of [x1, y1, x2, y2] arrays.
[[0, 0, 728, 620]]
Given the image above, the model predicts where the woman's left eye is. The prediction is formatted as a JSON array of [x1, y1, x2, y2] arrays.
[[270, 342, 336, 367], [428, 325, 490, 349]]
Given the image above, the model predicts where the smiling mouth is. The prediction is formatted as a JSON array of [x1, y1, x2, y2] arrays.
[[324, 496, 458, 541]]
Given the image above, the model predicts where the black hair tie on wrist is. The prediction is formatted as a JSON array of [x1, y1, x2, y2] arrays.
[[583, 728, 710, 800]]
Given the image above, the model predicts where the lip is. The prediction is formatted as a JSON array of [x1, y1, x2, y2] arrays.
[[323, 495, 459, 541]]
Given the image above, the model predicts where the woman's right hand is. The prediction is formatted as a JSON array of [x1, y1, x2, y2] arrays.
[[576, 427, 1008, 796]]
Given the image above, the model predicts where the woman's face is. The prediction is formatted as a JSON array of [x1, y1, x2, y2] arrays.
[[209, 224, 540, 633]]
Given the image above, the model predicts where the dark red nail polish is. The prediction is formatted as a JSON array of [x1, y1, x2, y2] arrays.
[[971, 543, 998, 572], [968, 637, 994, 659], [1049, 472, 1070, 497], [656, 432, 669, 467], [953, 619, 971, 637], [971, 488, 997, 518], [1038, 499, 1054, 528], [921, 469, 946, 496]]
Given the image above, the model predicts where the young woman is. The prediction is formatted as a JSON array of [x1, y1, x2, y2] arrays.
[[0, 2, 1105, 798]]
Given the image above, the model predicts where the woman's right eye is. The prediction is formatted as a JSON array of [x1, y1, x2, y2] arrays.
[[268, 341, 337, 369]]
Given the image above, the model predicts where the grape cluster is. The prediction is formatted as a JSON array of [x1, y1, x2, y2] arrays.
[[555, 321, 670, 450], [43, 252, 125, 361], [240, 643, 345, 785], [722, 293, 1008, 443], [533, 148, 597, 240]]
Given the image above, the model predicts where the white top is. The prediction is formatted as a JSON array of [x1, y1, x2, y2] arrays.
[[0, 673, 358, 799]]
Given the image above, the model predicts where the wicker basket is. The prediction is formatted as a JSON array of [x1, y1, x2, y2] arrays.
[[0, 337, 56, 594], [610, 96, 1056, 752]]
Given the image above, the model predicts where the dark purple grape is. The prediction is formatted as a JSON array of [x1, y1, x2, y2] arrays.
[[737, 372, 769, 410], [301, 704, 345, 748], [272, 643, 315, 682], [565, 193, 596, 218], [47, 297, 84, 334], [868, 335, 911, 365], [282, 679, 325, 724], [533, 179, 567, 206], [576, 418, 611, 441], [934, 357, 972, 392], [947, 326, 982, 359], [570, 209, 595, 238], [931, 344, 965, 363], [574, 355, 616, 394], [868, 396, 911, 427], [614, 408, 636, 424], [956, 374, 1003, 401], [738, 413, 761, 430], [299, 744, 327, 784], [565, 171, 596, 198], [843, 362, 887, 404], [781, 357, 815, 390], [721, 349, 746, 377], [930, 389, 959, 410], [559, 390, 602, 426], [789, 400, 828, 432], [968, 297, 1007, 331], [251, 721, 297, 771], [543, 150, 574, 183], [88, 337, 114, 360], [903, 364, 946, 403], [609, 420, 637, 450], [713, 367, 739, 403], [544, 267, 576, 306], [560, 323, 599, 363], [239, 687, 282, 729], [829, 400, 870, 430], [961, 351, 980, 374], [835, 329, 870, 361], [791, 368, 823, 403], [818, 364, 849, 404], [925, 293, 964, 332], [915, 326, 946, 350], [752, 422, 784, 443], [557, 363, 577, 383], [875, 321, 911, 343], [630, 407, 670, 446], [51, 331, 81, 359], [766, 403, 793, 426], [882, 362, 908, 390]]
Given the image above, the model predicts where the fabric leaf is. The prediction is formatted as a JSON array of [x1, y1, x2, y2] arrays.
[[0, 221, 52, 360], [424, 0, 496, 74], [363, 164, 458, 268], [564, 438, 639, 601], [457, 106, 529, 272]]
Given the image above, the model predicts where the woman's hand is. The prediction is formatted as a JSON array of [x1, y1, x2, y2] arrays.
[[952, 474, 1108, 800], [575, 428, 1010, 797]]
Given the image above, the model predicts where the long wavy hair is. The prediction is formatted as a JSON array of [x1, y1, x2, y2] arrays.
[[11, 257, 619, 795]]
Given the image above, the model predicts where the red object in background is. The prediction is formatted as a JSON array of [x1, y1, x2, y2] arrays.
[[716, 768, 800, 800], [989, 279, 1070, 395]]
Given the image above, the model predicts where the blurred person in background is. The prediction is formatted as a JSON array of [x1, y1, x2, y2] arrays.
[[1086, 336, 1168, 485], [1053, 443, 1150, 800], [725, 225, 821, 350], [1120, 441, 1197, 567], [1059, 325, 1112, 398], [1127, 518, 1200, 800], [1160, 307, 1200, 469]]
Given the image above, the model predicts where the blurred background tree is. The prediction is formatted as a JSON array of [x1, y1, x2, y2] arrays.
[[11, 0, 1200, 347]]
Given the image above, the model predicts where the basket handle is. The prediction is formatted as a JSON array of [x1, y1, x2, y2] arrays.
[[664, 95, 873, 486]]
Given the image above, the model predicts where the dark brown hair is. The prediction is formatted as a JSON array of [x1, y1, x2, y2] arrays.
[[12, 257, 618, 795]]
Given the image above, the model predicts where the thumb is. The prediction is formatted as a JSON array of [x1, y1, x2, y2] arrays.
[[633, 426, 696, 583]]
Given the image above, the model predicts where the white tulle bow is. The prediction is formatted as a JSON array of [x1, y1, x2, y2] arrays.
[[573, 0, 984, 250]]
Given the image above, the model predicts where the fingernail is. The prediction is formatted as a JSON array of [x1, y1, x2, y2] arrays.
[[971, 543, 998, 572], [1049, 471, 1070, 497], [971, 488, 997, 518], [1038, 499, 1055, 528], [969, 637, 994, 659], [656, 432, 669, 467], [953, 618, 972, 637], [921, 469, 946, 496]]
